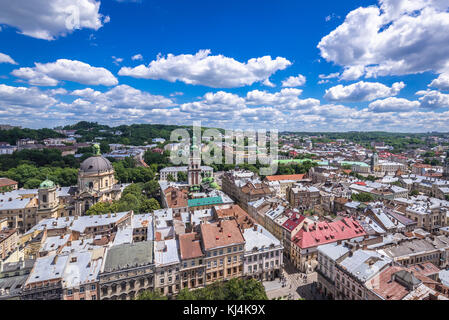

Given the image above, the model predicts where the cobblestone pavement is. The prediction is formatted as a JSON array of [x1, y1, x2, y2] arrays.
[[264, 259, 324, 300]]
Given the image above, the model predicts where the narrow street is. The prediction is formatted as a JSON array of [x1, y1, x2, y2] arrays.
[[264, 259, 326, 300]]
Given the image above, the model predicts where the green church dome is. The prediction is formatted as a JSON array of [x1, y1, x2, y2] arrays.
[[39, 179, 55, 189]]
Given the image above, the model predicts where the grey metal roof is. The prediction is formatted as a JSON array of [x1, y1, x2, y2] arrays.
[[339, 250, 392, 282], [103, 241, 154, 272], [80, 155, 113, 173]]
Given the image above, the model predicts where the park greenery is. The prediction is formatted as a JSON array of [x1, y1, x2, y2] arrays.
[[86, 183, 160, 215], [0, 127, 64, 145], [351, 192, 374, 202], [136, 278, 268, 300]]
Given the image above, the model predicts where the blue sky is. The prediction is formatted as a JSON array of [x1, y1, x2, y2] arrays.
[[0, 0, 449, 131]]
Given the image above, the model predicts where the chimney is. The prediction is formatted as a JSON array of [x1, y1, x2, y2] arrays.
[[253, 224, 258, 231]]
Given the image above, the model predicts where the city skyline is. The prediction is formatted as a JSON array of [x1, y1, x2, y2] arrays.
[[0, 0, 449, 132]]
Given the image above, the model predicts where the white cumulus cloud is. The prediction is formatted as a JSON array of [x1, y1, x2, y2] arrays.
[[0, 52, 18, 65], [131, 54, 143, 61], [324, 81, 405, 102], [0, 0, 108, 40], [12, 59, 118, 86], [368, 97, 420, 112], [429, 73, 449, 91], [281, 74, 306, 87], [118, 49, 291, 88], [317, 0, 449, 80], [417, 89, 449, 109]]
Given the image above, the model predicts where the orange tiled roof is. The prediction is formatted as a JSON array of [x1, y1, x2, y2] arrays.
[[179, 232, 204, 260], [265, 174, 305, 182], [200, 220, 245, 251], [214, 204, 255, 229]]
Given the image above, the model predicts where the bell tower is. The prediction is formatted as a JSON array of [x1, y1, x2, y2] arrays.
[[444, 151, 449, 180], [188, 135, 202, 186], [37, 179, 59, 221]]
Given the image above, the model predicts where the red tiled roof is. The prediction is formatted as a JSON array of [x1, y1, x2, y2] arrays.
[[413, 163, 432, 168], [179, 232, 204, 260], [292, 217, 366, 249], [265, 174, 305, 182], [369, 265, 442, 300], [0, 178, 18, 188], [282, 213, 306, 232], [214, 204, 255, 229], [200, 220, 245, 251]]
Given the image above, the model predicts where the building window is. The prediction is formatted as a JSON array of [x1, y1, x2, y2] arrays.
[[80, 286, 85, 293], [92, 295, 96, 300], [67, 289, 73, 296]]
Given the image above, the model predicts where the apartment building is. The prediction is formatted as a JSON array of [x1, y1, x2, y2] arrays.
[[178, 232, 205, 290], [242, 224, 283, 281], [0, 228, 18, 260], [99, 242, 154, 300], [335, 250, 392, 300], [200, 220, 245, 285], [153, 239, 181, 296], [287, 184, 321, 211], [291, 217, 366, 273]]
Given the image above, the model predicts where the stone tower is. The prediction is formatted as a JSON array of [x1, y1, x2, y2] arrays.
[[444, 151, 449, 180], [370, 152, 379, 172], [188, 135, 201, 186], [37, 179, 59, 221]]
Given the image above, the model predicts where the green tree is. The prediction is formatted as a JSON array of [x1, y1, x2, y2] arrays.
[[176, 288, 197, 300], [410, 189, 420, 196], [177, 171, 187, 182], [86, 202, 111, 215], [167, 174, 175, 182], [100, 141, 111, 153], [23, 178, 42, 189], [139, 198, 160, 213], [351, 192, 374, 202], [143, 180, 160, 198], [135, 290, 168, 300]]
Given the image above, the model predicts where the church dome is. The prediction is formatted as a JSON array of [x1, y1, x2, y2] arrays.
[[39, 179, 55, 189], [80, 156, 113, 173]]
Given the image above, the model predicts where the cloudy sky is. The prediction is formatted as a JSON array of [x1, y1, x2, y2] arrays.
[[1, 0, 449, 132]]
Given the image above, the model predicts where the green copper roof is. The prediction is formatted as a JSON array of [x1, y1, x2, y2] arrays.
[[188, 196, 223, 207], [39, 179, 55, 189]]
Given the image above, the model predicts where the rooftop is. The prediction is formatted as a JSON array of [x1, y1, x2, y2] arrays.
[[103, 241, 153, 273], [200, 220, 245, 251], [179, 232, 203, 260]]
